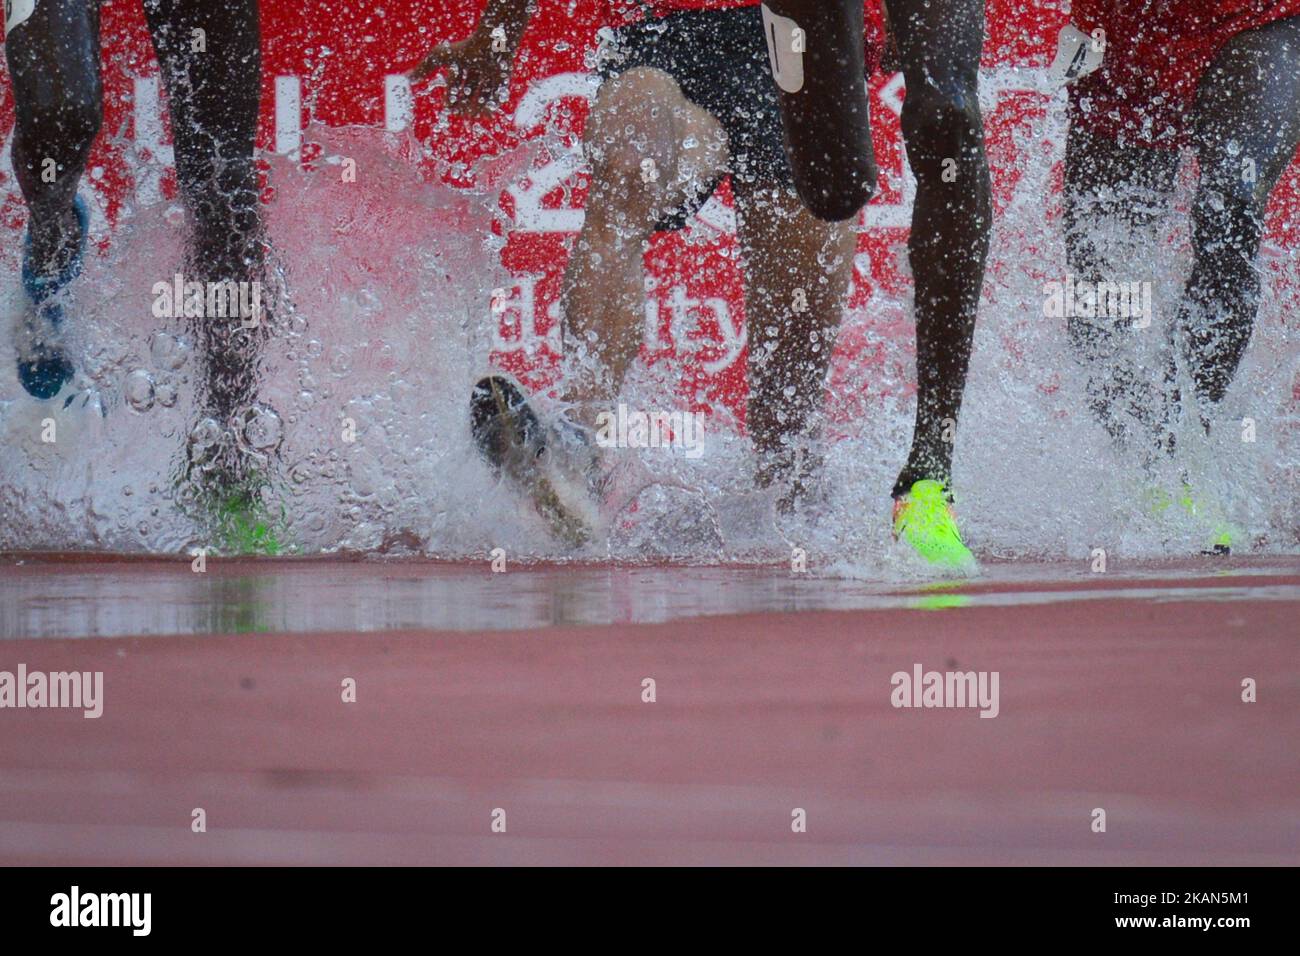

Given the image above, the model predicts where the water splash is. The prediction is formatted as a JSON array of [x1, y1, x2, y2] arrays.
[[1, 113, 1296, 567]]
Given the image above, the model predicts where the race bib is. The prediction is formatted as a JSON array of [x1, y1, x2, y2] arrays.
[[760, 4, 805, 94], [5, 0, 36, 35], [1048, 23, 1105, 87]]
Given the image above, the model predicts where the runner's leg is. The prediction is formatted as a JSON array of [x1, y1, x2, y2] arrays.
[[142, 0, 265, 424], [142, 0, 263, 282], [6, 0, 102, 278], [735, 181, 856, 502], [760, 0, 876, 221], [886, 0, 991, 499], [1063, 125, 1179, 459], [1181, 14, 1300, 416], [560, 66, 728, 421]]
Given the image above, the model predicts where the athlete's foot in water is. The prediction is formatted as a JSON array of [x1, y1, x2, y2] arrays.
[[470, 375, 626, 549], [206, 479, 286, 556], [179, 405, 288, 556], [183, 462, 287, 557], [892, 479, 978, 575], [755, 444, 827, 519], [1143, 480, 1237, 556], [16, 196, 90, 400], [172, 250, 282, 554]]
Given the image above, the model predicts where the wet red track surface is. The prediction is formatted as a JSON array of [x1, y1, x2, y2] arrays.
[[1, 554, 1297, 865]]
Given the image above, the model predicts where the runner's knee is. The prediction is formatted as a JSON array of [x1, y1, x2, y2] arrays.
[[15, 87, 102, 171], [900, 67, 983, 178], [1198, 141, 1282, 224], [585, 67, 723, 229]]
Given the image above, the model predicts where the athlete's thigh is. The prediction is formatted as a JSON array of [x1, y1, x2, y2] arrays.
[[583, 65, 728, 221], [140, 0, 261, 138], [1192, 15, 1300, 203], [885, 0, 983, 93], [4, 0, 102, 126]]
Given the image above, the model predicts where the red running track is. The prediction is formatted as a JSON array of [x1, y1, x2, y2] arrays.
[[1, 554, 1297, 865]]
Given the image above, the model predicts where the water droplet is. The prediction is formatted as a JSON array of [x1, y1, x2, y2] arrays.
[[235, 403, 284, 453], [124, 370, 156, 412], [187, 418, 224, 470], [150, 332, 190, 370]]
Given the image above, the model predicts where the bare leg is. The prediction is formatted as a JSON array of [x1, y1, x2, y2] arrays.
[[559, 67, 727, 422], [1182, 15, 1300, 416], [140, 0, 276, 548], [887, 0, 991, 499], [1064, 16, 1300, 460], [1063, 126, 1179, 461], [760, 0, 876, 222], [736, 183, 856, 503], [142, 0, 266, 427], [5, 0, 103, 396], [5, 0, 102, 278]]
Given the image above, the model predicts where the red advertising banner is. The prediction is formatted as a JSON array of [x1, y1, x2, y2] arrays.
[[2, 0, 1297, 428]]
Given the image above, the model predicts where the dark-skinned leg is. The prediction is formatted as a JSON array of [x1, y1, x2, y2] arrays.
[[886, 0, 991, 501], [738, 182, 857, 509], [6, 0, 101, 277], [142, 0, 278, 549], [1180, 15, 1300, 419], [142, 0, 265, 427], [6, 0, 102, 397], [1062, 124, 1179, 462], [759, 0, 876, 222]]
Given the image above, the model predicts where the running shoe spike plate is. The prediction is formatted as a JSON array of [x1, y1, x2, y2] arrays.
[[470, 375, 602, 549]]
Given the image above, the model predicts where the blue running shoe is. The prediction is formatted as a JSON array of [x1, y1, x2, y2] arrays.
[[17, 194, 89, 399]]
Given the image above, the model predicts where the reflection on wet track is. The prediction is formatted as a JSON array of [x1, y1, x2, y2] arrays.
[[3, 554, 1298, 639]]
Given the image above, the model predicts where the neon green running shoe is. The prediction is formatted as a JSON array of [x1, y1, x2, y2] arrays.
[[892, 479, 977, 572], [1145, 482, 1234, 555], [212, 488, 285, 556]]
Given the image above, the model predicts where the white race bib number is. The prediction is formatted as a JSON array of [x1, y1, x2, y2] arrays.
[[1049, 23, 1105, 88], [761, 4, 805, 94], [5, 0, 37, 35]]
